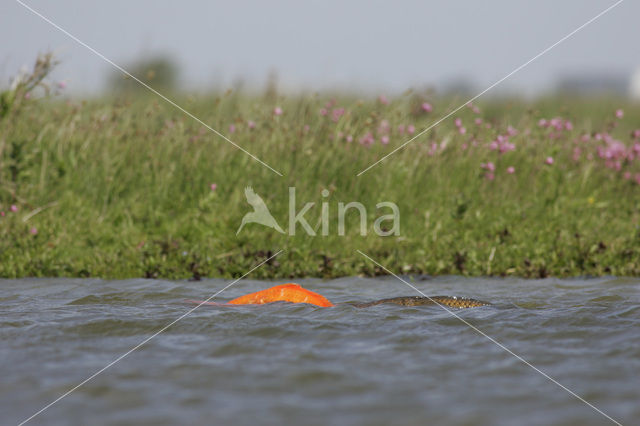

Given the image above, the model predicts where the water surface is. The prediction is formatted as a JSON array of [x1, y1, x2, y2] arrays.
[[2, 276, 639, 425]]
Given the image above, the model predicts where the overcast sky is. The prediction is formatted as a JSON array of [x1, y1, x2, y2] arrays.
[[1, 0, 637, 96]]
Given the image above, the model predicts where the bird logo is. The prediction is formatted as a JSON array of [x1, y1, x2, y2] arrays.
[[236, 186, 285, 235]]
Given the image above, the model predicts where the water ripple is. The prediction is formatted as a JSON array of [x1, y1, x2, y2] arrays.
[[1, 276, 638, 425]]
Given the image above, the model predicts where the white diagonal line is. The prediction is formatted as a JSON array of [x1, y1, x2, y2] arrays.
[[356, 250, 622, 426], [357, 0, 624, 176], [15, 0, 284, 177], [18, 250, 284, 426]]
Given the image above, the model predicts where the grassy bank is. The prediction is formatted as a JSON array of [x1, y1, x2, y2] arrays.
[[1, 75, 640, 278]]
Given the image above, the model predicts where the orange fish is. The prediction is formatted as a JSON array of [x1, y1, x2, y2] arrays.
[[227, 283, 334, 307]]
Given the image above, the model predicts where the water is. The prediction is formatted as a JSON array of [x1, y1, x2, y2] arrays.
[[1, 276, 639, 426]]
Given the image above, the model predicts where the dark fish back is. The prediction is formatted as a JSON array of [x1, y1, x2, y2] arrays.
[[351, 296, 489, 309]]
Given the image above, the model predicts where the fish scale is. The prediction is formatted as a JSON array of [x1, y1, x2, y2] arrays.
[[350, 296, 490, 308]]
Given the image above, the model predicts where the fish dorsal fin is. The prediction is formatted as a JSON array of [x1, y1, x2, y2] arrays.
[[226, 283, 333, 307]]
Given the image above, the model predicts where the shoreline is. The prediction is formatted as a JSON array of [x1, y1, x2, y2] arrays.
[[1, 94, 639, 280]]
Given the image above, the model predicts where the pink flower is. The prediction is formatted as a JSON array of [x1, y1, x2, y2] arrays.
[[210, 183, 217, 191], [320, 108, 328, 116], [481, 162, 495, 172], [377, 120, 390, 135], [632, 129, 640, 139], [0, 211, 4, 217], [507, 166, 515, 174], [474, 118, 483, 125], [498, 140, 515, 154], [346, 135, 353, 143], [359, 132, 375, 146], [458, 127, 466, 135], [598, 137, 628, 161], [538, 119, 548, 127], [624, 171, 632, 180], [10, 205, 18, 213], [573, 147, 581, 161], [397, 124, 405, 134], [421, 102, 432, 112], [273, 106, 283, 116], [378, 95, 389, 105], [228, 124, 236, 134], [545, 156, 554, 165], [407, 125, 415, 135], [331, 107, 345, 122], [550, 117, 563, 130], [57, 81, 67, 89], [247, 120, 256, 129], [381, 135, 390, 145], [454, 118, 462, 128], [466, 102, 480, 113], [615, 109, 624, 119], [24, 92, 31, 100], [635, 174, 640, 185], [30, 227, 38, 235], [507, 125, 518, 136], [485, 172, 495, 181]]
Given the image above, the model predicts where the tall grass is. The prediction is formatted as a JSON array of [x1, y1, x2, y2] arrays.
[[1, 59, 639, 278]]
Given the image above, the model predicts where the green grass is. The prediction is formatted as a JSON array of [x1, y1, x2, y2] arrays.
[[1, 85, 640, 279]]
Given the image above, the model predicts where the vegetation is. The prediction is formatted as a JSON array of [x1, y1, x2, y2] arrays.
[[107, 55, 179, 93], [1, 55, 640, 279]]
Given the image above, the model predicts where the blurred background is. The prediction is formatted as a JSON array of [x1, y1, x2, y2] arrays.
[[1, 0, 639, 98]]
